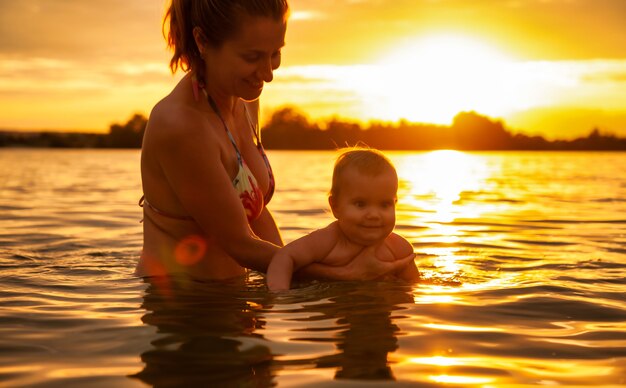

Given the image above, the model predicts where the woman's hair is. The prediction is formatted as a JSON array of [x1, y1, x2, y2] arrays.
[[330, 147, 397, 199], [163, 0, 289, 75]]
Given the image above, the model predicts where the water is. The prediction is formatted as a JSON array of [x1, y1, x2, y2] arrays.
[[1, 149, 625, 387]]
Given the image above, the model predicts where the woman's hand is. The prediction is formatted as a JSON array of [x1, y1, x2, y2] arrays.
[[297, 246, 416, 281], [337, 245, 416, 280]]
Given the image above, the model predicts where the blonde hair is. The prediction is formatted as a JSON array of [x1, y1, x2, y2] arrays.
[[163, 0, 289, 77], [330, 148, 397, 198]]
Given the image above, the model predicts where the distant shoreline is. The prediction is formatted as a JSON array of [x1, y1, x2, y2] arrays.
[[2, 109, 626, 151]]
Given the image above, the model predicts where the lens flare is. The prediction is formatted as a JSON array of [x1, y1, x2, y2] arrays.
[[174, 235, 207, 266]]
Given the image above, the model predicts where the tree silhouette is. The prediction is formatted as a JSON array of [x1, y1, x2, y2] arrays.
[[102, 113, 147, 148], [1, 108, 625, 150]]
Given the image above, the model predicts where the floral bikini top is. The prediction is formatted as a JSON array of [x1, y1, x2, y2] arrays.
[[139, 79, 275, 223]]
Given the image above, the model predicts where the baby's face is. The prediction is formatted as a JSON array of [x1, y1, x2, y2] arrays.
[[331, 168, 398, 246]]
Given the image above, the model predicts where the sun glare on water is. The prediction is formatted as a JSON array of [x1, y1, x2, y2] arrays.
[[396, 150, 491, 223], [394, 150, 495, 276]]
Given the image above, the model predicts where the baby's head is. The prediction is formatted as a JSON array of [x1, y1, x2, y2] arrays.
[[330, 148, 397, 198], [329, 148, 399, 245]]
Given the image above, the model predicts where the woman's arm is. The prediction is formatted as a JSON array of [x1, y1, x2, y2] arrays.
[[388, 233, 420, 281], [298, 246, 416, 281], [267, 227, 336, 290], [250, 207, 284, 247], [397, 259, 421, 281]]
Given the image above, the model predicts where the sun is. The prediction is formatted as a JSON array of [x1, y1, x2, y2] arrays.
[[353, 33, 527, 124], [384, 34, 511, 62]]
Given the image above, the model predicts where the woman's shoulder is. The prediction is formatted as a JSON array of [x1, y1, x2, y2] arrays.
[[150, 96, 202, 132], [146, 95, 214, 146]]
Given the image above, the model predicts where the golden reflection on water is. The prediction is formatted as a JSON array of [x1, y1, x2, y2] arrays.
[[422, 323, 503, 332], [395, 355, 620, 386], [393, 150, 496, 282], [396, 356, 501, 385], [430, 374, 496, 384], [396, 186, 541, 388], [395, 150, 492, 224], [412, 285, 461, 304], [2, 150, 625, 386], [408, 356, 462, 366]]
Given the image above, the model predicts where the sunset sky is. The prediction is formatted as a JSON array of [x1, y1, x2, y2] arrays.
[[1, 0, 625, 139]]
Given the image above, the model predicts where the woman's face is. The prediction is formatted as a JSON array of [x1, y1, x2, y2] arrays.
[[204, 16, 286, 101]]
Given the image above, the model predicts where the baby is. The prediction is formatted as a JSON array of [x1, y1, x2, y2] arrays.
[[267, 148, 420, 291]]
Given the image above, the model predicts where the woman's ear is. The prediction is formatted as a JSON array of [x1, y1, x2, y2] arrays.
[[192, 26, 207, 56]]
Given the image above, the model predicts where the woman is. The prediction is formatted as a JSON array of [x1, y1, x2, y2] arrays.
[[137, 0, 414, 280]]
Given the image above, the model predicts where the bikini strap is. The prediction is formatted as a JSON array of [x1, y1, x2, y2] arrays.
[[205, 93, 243, 167], [139, 195, 194, 221], [197, 78, 273, 203], [243, 103, 262, 145], [242, 103, 275, 205]]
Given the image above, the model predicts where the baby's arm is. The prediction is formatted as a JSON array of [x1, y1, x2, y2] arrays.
[[387, 233, 420, 281], [267, 226, 337, 291]]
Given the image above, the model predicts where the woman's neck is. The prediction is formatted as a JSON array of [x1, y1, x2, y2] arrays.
[[206, 89, 238, 119], [191, 73, 238, 118]]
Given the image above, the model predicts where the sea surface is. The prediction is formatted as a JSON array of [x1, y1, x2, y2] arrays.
[[0, 149, 625, 387]]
